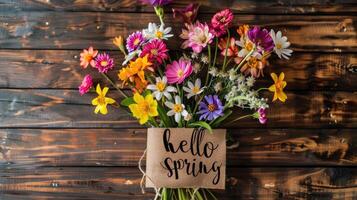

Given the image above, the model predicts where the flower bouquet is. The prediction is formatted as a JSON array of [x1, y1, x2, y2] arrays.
[[77, 1, 292, 199]]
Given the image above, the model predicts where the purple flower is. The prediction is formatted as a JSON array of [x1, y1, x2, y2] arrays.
[[197, 95, 224, 121], [141, 0, 172, 6], [248, 26, 274, 53], [94, 53, 114, 73], [173, 3, 199, 24], [257, 107, 267, 124], [126, 31, 145, 52]]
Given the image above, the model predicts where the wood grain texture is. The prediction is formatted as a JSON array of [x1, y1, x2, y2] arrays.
[[1, 0, 357, 14], [0, 128, 355, 168], [0, 50, 356, 91], [0, 12, 356, 52], [0, 167, 355, 200], [0, 89, 356, 128]]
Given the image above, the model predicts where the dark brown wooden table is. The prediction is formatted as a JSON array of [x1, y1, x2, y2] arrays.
[[0, 0, 356, 199]]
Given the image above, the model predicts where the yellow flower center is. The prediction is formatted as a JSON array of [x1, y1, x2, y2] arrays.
[[192, 86, 200, 94], [85, 54, 93, 62], [156, 81, 166, 92], [245, 41, 253, 51], [177, 69, 184, 78], [173, 104, 183, 113], [133, 38, 141, 45], [97, 96, 106, 105], [185, 11, 193, 18], [156, 31, 163, 39], [208, 104, 216, 112], [150, 49, 158, 55], [275, 80, 283, 90], [101, 60, 108, 67], [139, 101, 150, 114], [276, 43, 282, 49], [248, 57, 258, 68]]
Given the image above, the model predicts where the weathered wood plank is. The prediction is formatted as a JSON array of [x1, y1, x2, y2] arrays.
[[0, 167, 355, 200], [1, 0, 357, 14], [0, 12, 355, 52], [0, 89, 356, 128], [0, 128, 355, 168], [0, 50, 356, 91]]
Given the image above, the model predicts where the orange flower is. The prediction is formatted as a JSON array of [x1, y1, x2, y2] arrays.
[[113, 36, 126, 54], [237, 25, 249, 37], [118, 55, 152, 93], [80, 46, 98, 68]]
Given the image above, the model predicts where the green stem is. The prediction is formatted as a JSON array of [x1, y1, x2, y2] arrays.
[[205, 45, 212, 85], [149, 117, 159, 127], [257, 87, 269, 92], [212, 37, 219, 68], [101, 73, 128, 98], [226, 114, 253, 125], [222, 29, 230, 71], [234, 47, 255, 72]]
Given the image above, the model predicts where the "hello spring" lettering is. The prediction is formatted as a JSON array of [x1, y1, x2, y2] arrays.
[[161, 129, 222, 185]]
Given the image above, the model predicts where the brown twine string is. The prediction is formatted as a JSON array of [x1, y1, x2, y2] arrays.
[[138, 148, 162, 199]]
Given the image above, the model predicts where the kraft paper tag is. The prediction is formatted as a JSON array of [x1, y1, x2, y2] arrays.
[[146, 128, 226, 189]]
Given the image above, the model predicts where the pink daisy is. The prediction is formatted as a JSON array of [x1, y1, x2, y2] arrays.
[[126, 31, 145, 52], [140, 39, 168, 64], [94, 53, 114, 73], [165, 59, 193, 84]]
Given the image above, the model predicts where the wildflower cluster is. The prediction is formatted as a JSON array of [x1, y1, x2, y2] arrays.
[[76, 1, 292, 199]]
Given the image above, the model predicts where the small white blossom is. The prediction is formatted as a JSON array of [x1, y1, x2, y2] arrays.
[[214, 82, 222, 92], [165, 96, 188, 123], [183, 79, 204, 99], [228, 69, 238, 81], [147, 76, 177, 100], [270, 29, 293, 59], [143, 23, 173, 40], [208, 67, 218, 76], [201, 55, 209, 64], [191, 52, 199, 59], [246, 76, 255, 87], [184, 113, 192, 121]]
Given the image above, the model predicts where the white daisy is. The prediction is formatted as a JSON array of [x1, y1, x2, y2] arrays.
[[165, 96, 188, 123], [183, 79, 204, 99], [236, 37, 262, 59], [270, 30, 293, 59], [147, 76, 176, 100], [143, 23, 173, 40]]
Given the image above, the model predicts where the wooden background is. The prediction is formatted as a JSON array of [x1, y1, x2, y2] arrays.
[[0, 0, 356, 199]]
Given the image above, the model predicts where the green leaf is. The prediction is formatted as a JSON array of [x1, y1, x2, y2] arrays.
[[188, 121, 212, 133], [210, 110, 233, 128], [120, 97, 134, 107]]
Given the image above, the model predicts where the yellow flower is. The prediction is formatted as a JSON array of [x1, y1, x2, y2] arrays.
[[92, 84, 116, 115], [269, 72, 287, 102], [113, 36, 125, 53], [129, 93, 158, 124]]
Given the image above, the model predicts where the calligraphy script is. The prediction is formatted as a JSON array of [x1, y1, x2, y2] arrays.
[[161, 128, 222, 185]]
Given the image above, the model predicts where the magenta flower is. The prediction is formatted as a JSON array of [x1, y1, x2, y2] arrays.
[[126, 31, 145, 52], [94, 53, 114, 73], [140, 39, 168, 64], [141, 0, 172, 6], [187, 21, 214, 53], [197, 95, 224, 121], [248, 26, 274, 53], [173, 3, 199, 24], [257, 107, 267, 124], [78, 74, 93, 95], [165, 59, 193, 84], [210, 9, 234, 37]]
